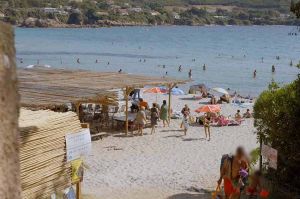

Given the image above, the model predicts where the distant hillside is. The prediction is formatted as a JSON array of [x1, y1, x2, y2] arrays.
[[1, 0, 298, 27], [0, 0, 292, 10]]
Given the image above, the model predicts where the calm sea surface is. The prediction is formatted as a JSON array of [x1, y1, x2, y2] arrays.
[[15, 26, 300, 96]]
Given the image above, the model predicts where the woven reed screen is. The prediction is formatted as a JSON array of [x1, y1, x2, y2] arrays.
[[19, 109, 83, 199]]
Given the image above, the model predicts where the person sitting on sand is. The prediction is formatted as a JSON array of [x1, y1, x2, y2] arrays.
[[218, 146, 249, 199], [210, 96, 217, 105], [181, 112, 189, 136], [220, 94, 230, 103], [150, 104, 159, 134], [135, 106, 147, 136], [235, 110, 242, 122], [243, 109, 252, 118], [160, 100, 169, 127], [138, 98, 149, 110], [181, 104, 190, 116], [204, 113, 211, 141]]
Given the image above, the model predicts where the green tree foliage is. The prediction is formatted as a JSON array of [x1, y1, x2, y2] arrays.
[[67, 12, 83, 24], [291, 0, 300, 18], [253, 76, 300, 190]]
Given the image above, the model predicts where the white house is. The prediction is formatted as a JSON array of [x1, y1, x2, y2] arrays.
[[129, 7, 142, 13], [172, 12, 180, 20]]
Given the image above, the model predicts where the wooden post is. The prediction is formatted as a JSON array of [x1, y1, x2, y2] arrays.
[[76, 182, 81, 199], [125, 86, 129, 135], [168, 84, 172, 122], [0, 22, 21, 199]]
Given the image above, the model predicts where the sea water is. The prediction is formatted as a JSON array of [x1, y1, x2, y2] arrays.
[[15, 26, 300, 96]]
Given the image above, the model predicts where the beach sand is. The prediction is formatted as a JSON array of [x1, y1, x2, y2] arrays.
[[82, 94, 258, 199]]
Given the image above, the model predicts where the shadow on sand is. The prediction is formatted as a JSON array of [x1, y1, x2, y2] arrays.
[[182, 138, 206, 141], [167, 192, 211, 199]]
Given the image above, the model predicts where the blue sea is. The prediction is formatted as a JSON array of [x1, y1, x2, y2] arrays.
[[15, 26, 300, 96]]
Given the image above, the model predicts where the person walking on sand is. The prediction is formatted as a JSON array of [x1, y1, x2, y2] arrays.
[[135, 106, 147, 136], [150, 103, 159, 134], [181, 112, 189, 136], [204, 112, 211, 141], [160, 100, 169, 127], [218, 146, 249, 199], [181, 104, 190, 116]]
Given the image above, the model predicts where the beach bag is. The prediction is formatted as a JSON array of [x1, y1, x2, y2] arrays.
[[211, 185, 223, 199]]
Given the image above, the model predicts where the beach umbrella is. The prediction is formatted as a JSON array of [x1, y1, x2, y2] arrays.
[[170, 87, 185, 95], [143, 87, 166, 94], [143, 87, 166, 102], [211, 87, 229, 95], [195, 105, 221, 113]]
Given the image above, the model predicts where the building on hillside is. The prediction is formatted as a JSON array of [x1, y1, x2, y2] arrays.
[[118, 9, 129, 16], [150, 11, 160, 16], [97, 11, 109, 16], [42, 7, 68, 15], [129, 7, 142, 13], [172, 12, 180, 20]]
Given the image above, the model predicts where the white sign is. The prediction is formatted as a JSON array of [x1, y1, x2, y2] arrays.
[[66, 129, 91, 162], [262, 144, 278, 169]]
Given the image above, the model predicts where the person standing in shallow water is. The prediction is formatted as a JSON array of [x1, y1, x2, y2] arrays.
[[253, 70, 257, 78], [188, 69, 192, 79], [203, 64, 206, 71], [272, 65, 275, 73], [160, 100, 169, 127]]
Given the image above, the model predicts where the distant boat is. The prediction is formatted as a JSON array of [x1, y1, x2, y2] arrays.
[[26, 64, 51, 69]]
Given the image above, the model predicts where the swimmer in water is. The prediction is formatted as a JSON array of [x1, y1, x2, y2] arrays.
[[165, 71, 168, 76], [139, 59, 142, 62], [20, 58, 23, 64], [253, 69, 257, 78], [203, 64, 206, 71], [178, 65, 182, 72], [95, 59, 98, 63], [163, 65, 166, 68], [144, 59, 146, 62], [188, 69, 192, 79], [261, 57, 264, 63], [272, 65, 275, 73], [107, 62, 110, 65]]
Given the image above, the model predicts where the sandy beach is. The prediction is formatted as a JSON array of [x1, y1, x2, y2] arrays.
[[82, 93, 258, 199]]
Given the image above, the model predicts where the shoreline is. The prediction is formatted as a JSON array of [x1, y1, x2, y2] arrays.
[[14, 24, 300, 29]]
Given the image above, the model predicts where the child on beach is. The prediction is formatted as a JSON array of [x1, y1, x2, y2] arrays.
[[181, 112, 189, 135]]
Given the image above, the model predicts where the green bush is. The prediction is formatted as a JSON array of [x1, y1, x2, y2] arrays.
[[253, 76, 300, 191]]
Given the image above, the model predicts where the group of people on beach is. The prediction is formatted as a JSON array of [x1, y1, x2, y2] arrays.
[[217, 146, 266, 199], [134, 99, 170, 136]]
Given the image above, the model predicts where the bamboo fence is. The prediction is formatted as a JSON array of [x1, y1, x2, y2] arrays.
[[19, 109, 83, 199]]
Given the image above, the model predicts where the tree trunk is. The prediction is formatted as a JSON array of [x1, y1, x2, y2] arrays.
[[0, 22, 21, 199]]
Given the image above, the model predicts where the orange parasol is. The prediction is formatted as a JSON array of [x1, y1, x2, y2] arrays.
[[195, 105, 221, 113], [143, 87, 166, 94]]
